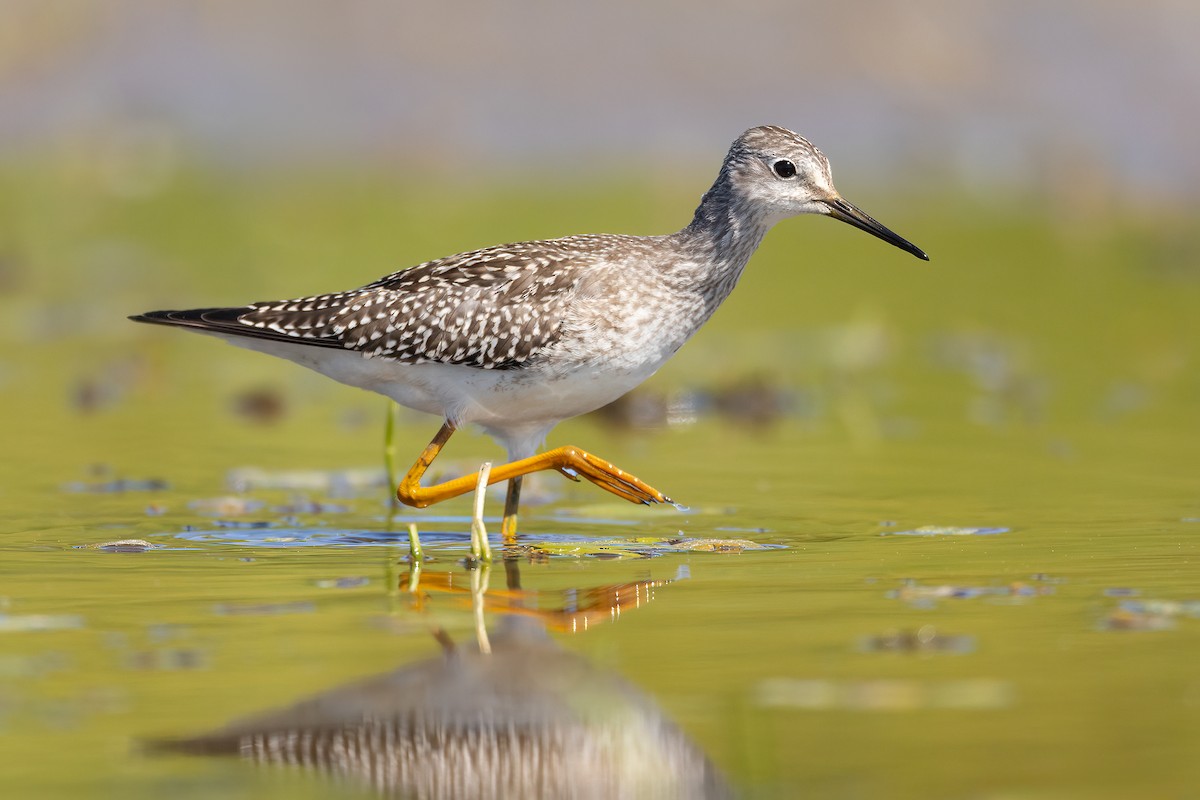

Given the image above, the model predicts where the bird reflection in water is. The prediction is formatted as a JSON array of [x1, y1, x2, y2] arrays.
[[152, 560, 730, 799]]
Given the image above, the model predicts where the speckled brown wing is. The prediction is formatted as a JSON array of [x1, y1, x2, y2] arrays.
[[132, 240, 595, 370]]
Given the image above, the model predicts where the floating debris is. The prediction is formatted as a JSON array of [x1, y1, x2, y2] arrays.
[[213, 601, 315, 616], [1103, 587, 1140, 597], [757, 678, 1013, 711], [883, 525, 1009, 537], [1099, 381, 1151, 419], [176, 527, 443, 548], [928, 331, 1047, 428], [859, 626, 976, 654], [226, 466, 388, 497], [712, 375, 793, 428], [211, 519, 273, 530], [70, 355, 146, 414], [0, 613, 85, 633], [667, 538, 767, 553], [272, 497, 352, 515], [188, 496, 266, 516], [230, 386, 286, 424], [591, 377, 794, 431], [1117, 598, 1200, 618], [126, 648, 209, 670], [90, 539, 156, 553], [1101, 610, 1174, 632], [888, 580, 1051, 604], [0, 651, 71, 678], [62, 477, 169, 494], [591, 388, 670, 429], [314, 576, 370, 589], [146, 623, 190, 643]]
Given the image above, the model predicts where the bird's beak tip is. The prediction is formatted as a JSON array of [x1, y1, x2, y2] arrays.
[[824, 196, 928, 262]]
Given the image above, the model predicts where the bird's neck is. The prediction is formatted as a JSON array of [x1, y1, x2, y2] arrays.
[[669, 171, 776, 304]]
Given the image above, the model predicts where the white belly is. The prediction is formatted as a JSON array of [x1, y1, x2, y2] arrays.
[[218, 334, 664, 453]]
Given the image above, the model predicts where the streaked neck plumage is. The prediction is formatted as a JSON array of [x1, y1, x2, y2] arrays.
[[668, 161, 777, 312]]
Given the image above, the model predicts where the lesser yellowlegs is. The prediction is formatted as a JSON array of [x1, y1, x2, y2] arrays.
[[131, 125, 927, 538]]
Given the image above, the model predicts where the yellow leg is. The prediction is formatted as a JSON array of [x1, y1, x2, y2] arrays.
[[396, 422, 672, 517], [500, 477, 522, 544]]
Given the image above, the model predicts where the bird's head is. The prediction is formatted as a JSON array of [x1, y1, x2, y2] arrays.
[[723, 125, 928, 260]]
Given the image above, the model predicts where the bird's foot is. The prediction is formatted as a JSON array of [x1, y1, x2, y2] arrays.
[[552, 447, 672, 506]]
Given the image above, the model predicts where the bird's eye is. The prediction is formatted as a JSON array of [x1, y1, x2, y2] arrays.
[[772, 160, 797, 178]]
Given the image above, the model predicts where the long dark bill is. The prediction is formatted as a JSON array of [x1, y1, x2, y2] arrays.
[[824, 197, 929, 261]]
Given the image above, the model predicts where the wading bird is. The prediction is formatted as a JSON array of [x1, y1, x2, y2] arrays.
[[132, 126, 927, 539]]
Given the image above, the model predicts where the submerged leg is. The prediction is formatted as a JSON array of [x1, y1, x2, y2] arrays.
[[396, 421, 671, 513], [500, 476, 522, 543]]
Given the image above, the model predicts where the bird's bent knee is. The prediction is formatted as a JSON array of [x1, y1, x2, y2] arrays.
[[396, 484, 430, 508]]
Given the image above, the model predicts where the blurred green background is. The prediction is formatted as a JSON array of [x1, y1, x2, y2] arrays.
[[1, 1, 1197, 451], [1, 3, 1198, 799]]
